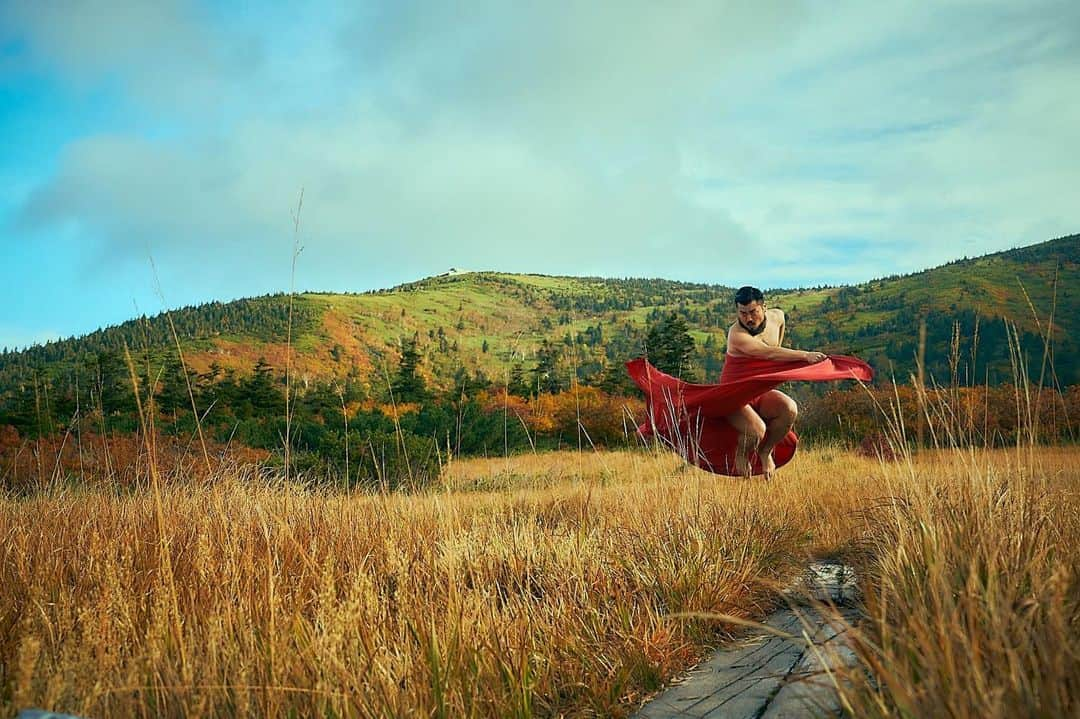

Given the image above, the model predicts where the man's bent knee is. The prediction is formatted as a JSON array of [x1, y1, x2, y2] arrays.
[[745, 417, 766, 445], [759, 391, 796, 423], [773, 396, 797, 425]]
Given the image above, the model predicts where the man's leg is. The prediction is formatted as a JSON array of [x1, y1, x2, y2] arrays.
[[724, 405, 766, 478], [755, 390, 798, 479]]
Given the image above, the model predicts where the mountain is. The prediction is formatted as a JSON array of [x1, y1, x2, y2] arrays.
[[774, 234, 1078, 386], [2, 233, 1077, 407]]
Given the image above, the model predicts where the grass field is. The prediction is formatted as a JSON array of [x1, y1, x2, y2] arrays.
[[2, 440, 1077, 718]]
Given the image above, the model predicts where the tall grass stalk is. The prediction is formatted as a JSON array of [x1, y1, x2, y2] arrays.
[[335, 381, 350, 491], [283, 187, 304, 482], [1017, 272, 1073, 439], [149, 255, 212, 473], [121, 342, 190, 688], [380, 353, 415, 488]]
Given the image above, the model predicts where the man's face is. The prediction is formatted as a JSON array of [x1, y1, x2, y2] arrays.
[[737, 301, 766, 330]]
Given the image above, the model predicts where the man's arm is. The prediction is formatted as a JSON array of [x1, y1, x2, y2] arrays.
[[776, 309, 786, 347], [728, 324, 826, 363]]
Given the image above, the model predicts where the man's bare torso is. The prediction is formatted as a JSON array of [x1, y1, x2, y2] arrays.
[[726, 308, 785, 357]]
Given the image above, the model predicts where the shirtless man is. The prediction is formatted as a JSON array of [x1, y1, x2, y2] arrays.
[[725, 286, 827, 479]]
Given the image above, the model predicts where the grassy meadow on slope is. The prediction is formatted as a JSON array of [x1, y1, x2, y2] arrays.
[[0, 234, 1075, 493], [2, 443, 1077, 718], [2, 234, 1077, 398]]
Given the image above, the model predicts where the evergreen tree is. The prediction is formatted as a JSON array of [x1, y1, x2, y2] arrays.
[[391, 337, 427, 402], [245, 358, 284, 414], [531, 340, 564, 393], [156, 355, 193, 415], [94, 351, 138, 416], [645, 312, 696, 379], [508, 364, 530, 397]]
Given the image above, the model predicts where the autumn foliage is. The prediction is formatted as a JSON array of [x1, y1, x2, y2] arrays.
[[799, 383, 1078, 447], [474, 386, 645, 447], [0, 426, 268, 494]]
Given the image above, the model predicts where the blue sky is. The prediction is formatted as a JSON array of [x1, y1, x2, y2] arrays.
[[1, 1, 1077, 350]]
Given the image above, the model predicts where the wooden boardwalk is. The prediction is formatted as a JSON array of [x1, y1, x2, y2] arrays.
[[632, 562, 861, 719]]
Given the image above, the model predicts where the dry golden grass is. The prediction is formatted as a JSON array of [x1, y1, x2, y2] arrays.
[[1, 444, 1077, 717], [834, 444, 1080, 717]]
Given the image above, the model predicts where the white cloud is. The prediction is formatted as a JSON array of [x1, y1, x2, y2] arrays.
[[16, 106, 756, 291], [682, 1, 1080, 278], [0, 0, 263, 115], [3, 0, 1078, 314]]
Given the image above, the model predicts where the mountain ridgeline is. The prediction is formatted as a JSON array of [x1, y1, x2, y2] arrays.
[[0, 234, 1076, 466]]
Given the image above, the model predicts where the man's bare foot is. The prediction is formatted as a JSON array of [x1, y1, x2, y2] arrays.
[[761, 451, 776, 481], [734, 451, 752, 478]]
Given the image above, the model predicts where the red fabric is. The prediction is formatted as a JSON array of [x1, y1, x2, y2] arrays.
[[625, 354, 873, 476]]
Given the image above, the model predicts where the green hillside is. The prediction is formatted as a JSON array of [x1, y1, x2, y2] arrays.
[[774, 234, 1078, 386], [1, 233, 1077, 410]]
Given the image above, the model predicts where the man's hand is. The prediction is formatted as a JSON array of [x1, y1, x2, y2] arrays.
[[803, 351, 827, 364]]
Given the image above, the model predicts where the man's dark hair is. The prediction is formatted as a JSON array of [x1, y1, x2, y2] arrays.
[[734, 286, 764, 306]]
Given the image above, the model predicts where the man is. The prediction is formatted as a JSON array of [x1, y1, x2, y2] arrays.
[[724, 286, 827, 479], [626, 288, 870, 479]]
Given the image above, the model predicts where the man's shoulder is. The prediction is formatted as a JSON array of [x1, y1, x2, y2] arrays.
[[768, 307, 785, 321]]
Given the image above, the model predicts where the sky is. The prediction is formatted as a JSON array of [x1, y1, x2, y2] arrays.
[[1, 1, 1077, 350]]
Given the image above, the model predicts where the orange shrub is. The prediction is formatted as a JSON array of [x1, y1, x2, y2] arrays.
[[549, 386, 645, 447], [0, 430, 270, 493], [799, 383, 1076, 446], [473, 388, 645, 447]]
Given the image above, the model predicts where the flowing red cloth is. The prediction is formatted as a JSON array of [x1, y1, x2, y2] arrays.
[[625, 354, 873, 476]]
